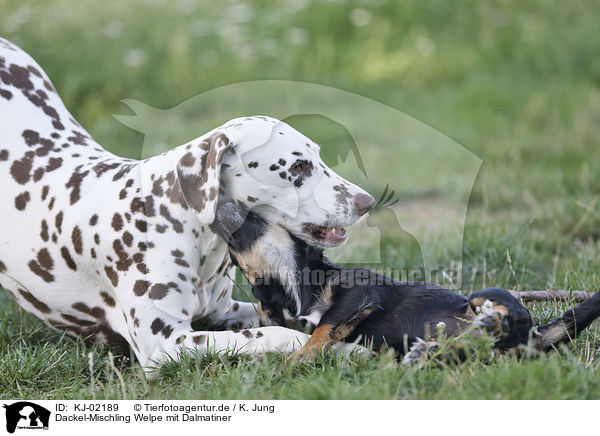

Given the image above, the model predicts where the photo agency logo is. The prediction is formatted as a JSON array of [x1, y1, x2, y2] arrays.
[[115, 80, 481, 290], [2, 402, 50, 433]]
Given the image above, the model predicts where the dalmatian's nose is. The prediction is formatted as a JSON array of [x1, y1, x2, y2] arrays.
[[355, 193, 376, 216]]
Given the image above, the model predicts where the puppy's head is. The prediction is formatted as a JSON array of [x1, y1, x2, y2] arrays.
[[211, 201, 328, 323]]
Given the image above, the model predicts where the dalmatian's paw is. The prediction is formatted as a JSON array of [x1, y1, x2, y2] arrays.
[[330, 341, 370, 357], [401, 338, 439, 366], [265, 326, 310, 353]]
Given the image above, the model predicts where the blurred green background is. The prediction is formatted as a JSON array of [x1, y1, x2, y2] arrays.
[[2, 0, 600, 289], [2, 0, 600, 399]]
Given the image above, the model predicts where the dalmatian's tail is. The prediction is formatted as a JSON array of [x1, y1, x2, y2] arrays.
[[536, 290, 600, 349]]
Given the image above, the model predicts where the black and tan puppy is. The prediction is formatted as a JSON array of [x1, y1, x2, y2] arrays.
[[212, 202, 600, 362]]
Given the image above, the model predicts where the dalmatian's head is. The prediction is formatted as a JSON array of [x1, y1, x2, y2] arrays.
[[177, 116, 374, 248]]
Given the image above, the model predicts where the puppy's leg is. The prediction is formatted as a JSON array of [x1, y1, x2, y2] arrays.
[[289, 324, 337, 362], [290, 294, 378, 362]]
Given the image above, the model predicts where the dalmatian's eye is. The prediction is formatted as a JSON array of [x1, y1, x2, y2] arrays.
[[289, 159, 314, 176]]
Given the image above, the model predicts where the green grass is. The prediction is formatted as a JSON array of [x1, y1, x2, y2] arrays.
[[1, 0, 600, 399]]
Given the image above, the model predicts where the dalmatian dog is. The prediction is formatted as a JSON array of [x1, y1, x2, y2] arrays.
[[0, 38, 375, 372]]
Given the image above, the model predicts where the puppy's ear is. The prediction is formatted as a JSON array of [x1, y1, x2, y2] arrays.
[[177, 132, 232, 225], [210, 201, 246, 243]]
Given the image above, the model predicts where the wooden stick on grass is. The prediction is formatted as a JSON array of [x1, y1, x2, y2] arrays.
[[507, 290, 594, 303]]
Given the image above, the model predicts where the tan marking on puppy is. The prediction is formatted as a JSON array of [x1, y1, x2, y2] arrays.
[[469, 297, 486, 309], [492, 303, 509, 317], [290, 307, 375, 363], [540, 322, 571, 348], [289, 324, 335, 362], [333, 308, 375, 339], [230, 225, 300, 312]]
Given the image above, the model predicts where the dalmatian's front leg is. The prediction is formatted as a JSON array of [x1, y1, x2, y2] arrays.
[[141, 322, 310, 373], [205, 274, 261, 329], [116, 280, 309, 373]]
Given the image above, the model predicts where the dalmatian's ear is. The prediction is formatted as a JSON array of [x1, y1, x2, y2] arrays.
[[176, 132, 233, 225]]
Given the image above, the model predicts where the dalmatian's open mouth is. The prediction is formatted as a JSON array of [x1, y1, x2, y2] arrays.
[[302, 223, 348, 247]]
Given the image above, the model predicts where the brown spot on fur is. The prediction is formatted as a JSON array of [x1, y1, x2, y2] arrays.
[[100, 291, 116, 307], [10, 155, 33, 184], [135, 220, 147, 233], [130, 197, 144, 213], [122, 231, 133, 247], [14, 191, 30, 210], [180, 152, 196, 167], [104, 266, 119, 287], [37, 248, 54, 270], [151, 318, 165, 335], [175, 258, 190, 268], [65, 167, 89, 205], [46, 157, 62, 172], [193, 335, 206, 344], [149, 283, 169, 300], [18, 288, 51, 313], [113, 239, 132, 271], [55, 211, 63, 233], [33, 167, 44, 182], [133, 280, 150, 296], [61, 246, 77, 271], [112, 213, 123, 231], [28, 259, 54, 283], [71, 226, 83, 255], [61, 314, 96, 326], [40, 220, 49, 242], [92, 161, 119, 177], [159, 205, 183, 233], [72, 302, 106, 319]]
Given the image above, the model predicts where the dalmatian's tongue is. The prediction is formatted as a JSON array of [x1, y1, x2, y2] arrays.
[[306, 224, 347, 244]]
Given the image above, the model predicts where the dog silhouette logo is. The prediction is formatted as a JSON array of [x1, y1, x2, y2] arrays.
[[3, 402, 50, 433]]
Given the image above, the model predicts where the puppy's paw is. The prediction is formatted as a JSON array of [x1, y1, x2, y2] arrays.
[[288, 344, 320, 364], [401, 338, 439, 367], [471, 299, 509, 337]]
